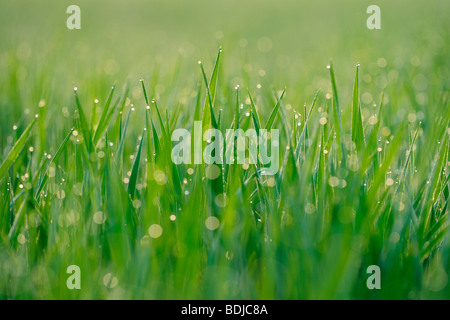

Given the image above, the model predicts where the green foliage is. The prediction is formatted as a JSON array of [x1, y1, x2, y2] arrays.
[[0, 0, 449, 300]]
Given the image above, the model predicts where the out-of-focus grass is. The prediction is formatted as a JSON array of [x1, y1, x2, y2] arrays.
[[0, 0, 449, 299]]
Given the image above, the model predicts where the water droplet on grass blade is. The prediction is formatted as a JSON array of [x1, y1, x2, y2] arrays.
[[385, 178, 394, 186], [149, 224, 163, 238], [205, 216, 220, 230], [103, 273, 118, 288], [18, 234, 26, 245]]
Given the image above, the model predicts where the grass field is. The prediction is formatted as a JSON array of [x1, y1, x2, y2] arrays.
[[0, 0, 449, 299]]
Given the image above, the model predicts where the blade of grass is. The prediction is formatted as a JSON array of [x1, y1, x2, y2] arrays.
[[93, 85, 116, 146], [265, 88, 286, 131], [328, 62, 344, 164], [74, 88, 93, 152], [128, 129, 145, 199], [0, 117, 36, 180], [351, 64, 365, 151], [35, 127, 74, 199], [200, 48, 222, 130]]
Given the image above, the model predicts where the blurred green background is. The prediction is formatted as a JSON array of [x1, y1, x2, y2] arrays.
[[1, 0, 449, 148], [0, 1, 448, 85], [0, 0, 447, 150]]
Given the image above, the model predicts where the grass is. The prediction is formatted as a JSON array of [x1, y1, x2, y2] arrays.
[[0, 0, 450, 299]]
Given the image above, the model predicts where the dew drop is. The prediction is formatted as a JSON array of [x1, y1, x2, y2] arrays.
[[205, 216, 220, 231], [149, 224, 163, 238]]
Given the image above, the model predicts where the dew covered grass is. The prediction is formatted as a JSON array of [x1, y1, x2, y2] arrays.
[[0, 0, 449, 299]]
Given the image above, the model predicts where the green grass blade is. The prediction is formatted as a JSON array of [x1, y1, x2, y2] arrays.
[[0, 117, 36, 180], [74, 88, 93, 152], [328, 62, 344, 163], [35, 127, 74, 198], [351, 64, 365, 151], [265, 88, 286, 131], [200, 48, 222, 129], [128, 129, 145, 199], [93, 85, 116, 146]]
